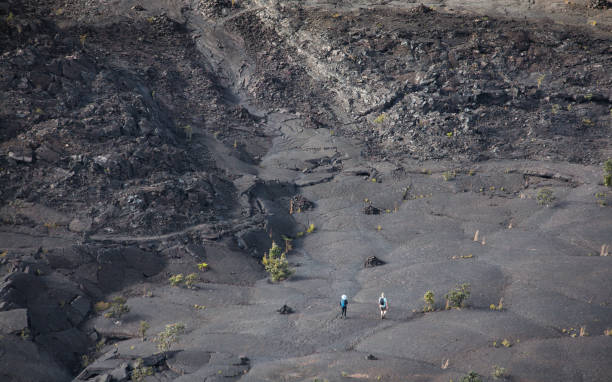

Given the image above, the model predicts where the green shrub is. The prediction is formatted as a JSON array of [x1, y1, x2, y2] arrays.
[[604, 159, 612, 187], [155, 323, 185, 352], [445, 283, 471, 308], [262, 242, 293, 282], [461, 371, 482, 382], [424, 290, 435, 312], [536, 188, 555, 206], [104, 297, 129, 319]]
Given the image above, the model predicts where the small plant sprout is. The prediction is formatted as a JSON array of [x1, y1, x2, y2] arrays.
[[424, 290, 435, 312], [306, 223, 315, 234], [197, 262, 209, 271], [536, 188, 555, 207], [373, 113, 386, 123], [185, 273, 198, 289], [169, 274, 184, 286], [155, 323, 185, 352], [445, 283, 471, 309], [104, 297, 129, 319], [138, 321, 150, 340]]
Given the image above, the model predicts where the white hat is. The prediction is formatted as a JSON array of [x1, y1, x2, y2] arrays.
[[341, 294, 347, 300]]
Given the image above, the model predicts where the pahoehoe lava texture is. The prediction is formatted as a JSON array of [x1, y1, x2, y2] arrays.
[[1, 0, 611, 381]]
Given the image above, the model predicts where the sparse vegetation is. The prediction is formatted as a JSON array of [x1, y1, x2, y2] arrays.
[[197, 262, 209, 271], [138, 321, 150, 340], [604, 159, 612, 187], [536, 188, 555, 206], [373, 113, 386, 123], [155, 323, 185, 352], [169, 273, 184, 286], [95, 338, 106, 353], [461, 371, 483, 382], [262, 241, 293, 282], [424, 290, 435, 312], [306, 223, 316, 233], [492, 365, 508, 379], [131, 358, 155, 381], [595, 192, 606, 206], [185, 273, 198, 289], [445, 283, 471, 309], [20, 328, 30, 341], [489, 297, 503, 311], [104, 297, 129, 319], [442, 170, 456, 181]]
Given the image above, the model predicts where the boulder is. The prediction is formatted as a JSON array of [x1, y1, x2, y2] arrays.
[[277, 304, 294, 314], [364, 256, 386, 268], [0, 308, 28, 334]]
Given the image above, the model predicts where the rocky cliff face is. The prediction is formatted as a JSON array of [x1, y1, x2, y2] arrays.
[[1, 0, 611, 381]]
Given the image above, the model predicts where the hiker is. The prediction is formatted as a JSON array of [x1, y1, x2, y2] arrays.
[[340, 294, 348, 318], [379, 293, 388, 319]]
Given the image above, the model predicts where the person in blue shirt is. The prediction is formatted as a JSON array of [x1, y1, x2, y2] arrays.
[[340, 294, 348, 318], [379, 292, 388, 319]]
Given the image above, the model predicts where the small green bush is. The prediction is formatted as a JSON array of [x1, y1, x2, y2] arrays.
[[262, 242, 293, 282], [536, 188, 555, 206], [461, 371, 483, 382], [197, 262, 208, 271], [442, 170, 456, 181], [424, 290, 435, 312], [104, 297, 129, 319], [155, 323, 185, 352], [493, 365, 508, 379], [445, 283, 471, 308], [169, 274, 184, 286], [185, 273, 198, 289]]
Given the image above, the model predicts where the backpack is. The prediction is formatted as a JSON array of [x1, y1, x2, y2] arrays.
[[379, 297, 385, 307], [341, 299, 347, 308]]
